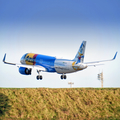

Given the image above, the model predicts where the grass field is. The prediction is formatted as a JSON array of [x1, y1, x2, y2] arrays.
[[0, 88, 120, 120]]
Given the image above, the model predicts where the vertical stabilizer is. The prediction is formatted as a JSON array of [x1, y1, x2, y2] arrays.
[[74, 41, 86, 63]]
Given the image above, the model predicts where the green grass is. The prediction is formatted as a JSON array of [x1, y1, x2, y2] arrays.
[[0, 88, 120, 120]]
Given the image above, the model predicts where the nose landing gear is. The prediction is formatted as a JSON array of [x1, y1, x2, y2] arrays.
[[36, 75, 42, 80], [36, 70, 43, 80], [61, 74, 67, 79]]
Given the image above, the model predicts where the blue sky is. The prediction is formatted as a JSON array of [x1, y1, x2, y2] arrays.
[[0, 0, 120, 88]]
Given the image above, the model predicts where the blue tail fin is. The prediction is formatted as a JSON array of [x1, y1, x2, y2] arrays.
[[74, 41, 86, 64]]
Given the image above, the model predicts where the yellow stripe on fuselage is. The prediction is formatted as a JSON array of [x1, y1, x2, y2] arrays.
[[25, 53, 35, 65]]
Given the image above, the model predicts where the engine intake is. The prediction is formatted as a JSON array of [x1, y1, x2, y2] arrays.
[[19, 67, 32, 75]]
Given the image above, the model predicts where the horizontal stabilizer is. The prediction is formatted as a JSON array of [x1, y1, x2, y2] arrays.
[[87, 63, 104, 67]]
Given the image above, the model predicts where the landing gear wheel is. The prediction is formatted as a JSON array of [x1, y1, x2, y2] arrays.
[[40, 75, 42, 80], [64, 75, 66, 79], [36, 70, 43, 80], [61, 75, 63, 79], [61, 75, 67, 79], [36, 75, 40, 80], [36, 75, 42, 80]]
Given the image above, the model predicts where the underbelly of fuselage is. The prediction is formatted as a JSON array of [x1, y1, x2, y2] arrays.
[[54, 59, 76, 74]]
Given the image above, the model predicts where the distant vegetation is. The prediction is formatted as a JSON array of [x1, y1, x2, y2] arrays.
[[0, 88, 120, 120]]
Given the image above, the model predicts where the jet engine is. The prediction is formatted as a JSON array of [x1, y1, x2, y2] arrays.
[[19, 67, 32, 75]]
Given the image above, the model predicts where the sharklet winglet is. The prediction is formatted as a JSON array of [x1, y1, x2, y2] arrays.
[[3, 53, 6, 62], [113, 52, 117, 60], [3, 54, 16, 65]]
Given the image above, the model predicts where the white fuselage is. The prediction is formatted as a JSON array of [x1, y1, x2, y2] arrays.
[[54, 59, 87, 74]]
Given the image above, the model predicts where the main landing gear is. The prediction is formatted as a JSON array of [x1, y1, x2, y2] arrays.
[[61, 74, 67, 79], [36, 70, 43, 80]]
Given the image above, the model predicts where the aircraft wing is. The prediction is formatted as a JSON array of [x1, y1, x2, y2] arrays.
[[84, 52, 117, 66], [3, 53, 46, 72], [16, 64, 46, 71], [3, 53, 16, 65]]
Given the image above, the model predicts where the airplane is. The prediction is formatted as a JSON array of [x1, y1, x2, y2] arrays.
[[3, 41, 117, 80]]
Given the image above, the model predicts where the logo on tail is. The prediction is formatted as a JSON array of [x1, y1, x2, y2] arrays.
[[73, 41, 86, 64]]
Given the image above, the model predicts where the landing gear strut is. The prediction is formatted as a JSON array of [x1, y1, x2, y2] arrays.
[[61, 74, 67, 79], [36, 70, 43, 80]]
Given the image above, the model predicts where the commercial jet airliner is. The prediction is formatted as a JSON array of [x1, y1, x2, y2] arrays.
[[3, 41, 117, 80]]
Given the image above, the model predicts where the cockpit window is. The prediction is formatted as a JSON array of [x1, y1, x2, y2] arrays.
[[21, 53, 28, 61]]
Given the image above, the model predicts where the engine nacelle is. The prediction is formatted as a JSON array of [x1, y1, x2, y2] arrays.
[[19, 67, 32, 75]]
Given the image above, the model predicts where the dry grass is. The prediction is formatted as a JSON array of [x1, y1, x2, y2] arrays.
[[0, 88, 120, 120]]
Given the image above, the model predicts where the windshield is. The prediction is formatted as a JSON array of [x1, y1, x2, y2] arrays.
[[21, 53, 28, 60], [20, 53, 28, 63]]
